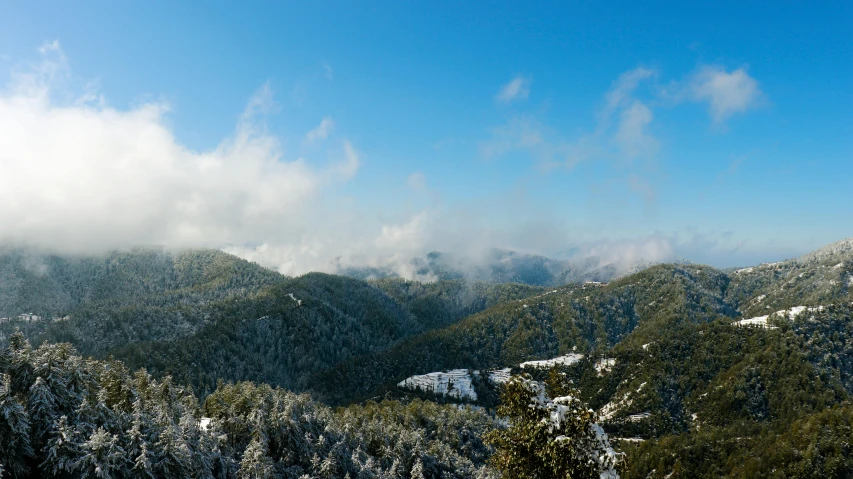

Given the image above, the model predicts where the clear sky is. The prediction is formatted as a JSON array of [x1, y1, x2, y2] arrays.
[[0, 1, 851, 275]]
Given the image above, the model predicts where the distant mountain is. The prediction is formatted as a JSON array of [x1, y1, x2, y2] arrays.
[[2, 238, 853, 477], [342, 248, 653, 286], [0, 247, 544, 397], [313, 238, 853, 477], [314, 236, 853, 407]]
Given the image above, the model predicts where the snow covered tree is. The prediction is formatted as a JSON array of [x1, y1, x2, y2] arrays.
[[77, 426, 127, 478], [410, 458, 426, 479], [28, 376, 58, 452], [238, 435, 276, 478], [152, 424, 192, 477], [0, 372, 33, 477], [41, 415, 84, 476], [485, 375, 620, 479]]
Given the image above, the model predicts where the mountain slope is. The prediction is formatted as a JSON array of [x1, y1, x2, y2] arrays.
[[0, 248, 288, 353], [108, 273, 543, 397], [312, 263, 740, 405]]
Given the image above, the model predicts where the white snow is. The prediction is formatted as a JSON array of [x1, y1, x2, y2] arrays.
[[199, 418, 211, 430], [833, 262, 844, 269], [595, 358, 616, 376], [614, 437, 645, 443], [520, 353, 584, 369], [487, 368, 512, 385], [641, 343, 651, 350], [734, 267, 754, 274], [397, 369, 478, 401], [286, 293, 302, 306], [626, 412, 651, 422], [600, 392, 632, 420], [735, 305, 825, 328], [734, 315, 773, 328]]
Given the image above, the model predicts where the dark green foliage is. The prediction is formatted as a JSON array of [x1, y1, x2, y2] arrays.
[[485, 374, 618, 479], [313, 264, 739, 405], [1, 248, 542, 400], [0, 335, 499, 478]]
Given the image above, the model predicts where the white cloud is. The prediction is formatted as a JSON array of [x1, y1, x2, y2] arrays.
[[496, 75, 530, 103], [603, 68, 654, 116], [305, 116, 335, 143], [323, 63, 333, 80], [0, 42, 357, 255], [615, 101, 657, 159], [688, 66, 762, 123], [0, 44, 785, 280]]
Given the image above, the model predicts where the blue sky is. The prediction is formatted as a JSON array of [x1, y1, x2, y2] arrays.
[[0, 1, 851, 275]]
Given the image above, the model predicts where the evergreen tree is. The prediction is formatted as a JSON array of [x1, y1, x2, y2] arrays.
[[238, 435, 276, 479], [485, 374, 619, 479], [77, 426, 127, 478], [0, 372, 33, 477], [41, 415, 83, 476]]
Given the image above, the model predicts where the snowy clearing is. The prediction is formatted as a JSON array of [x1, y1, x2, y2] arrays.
[[520, 353, 584, 369], [397, 369, 478, 401], [487, 368, 512, 385], [735, 305, 825, 328]]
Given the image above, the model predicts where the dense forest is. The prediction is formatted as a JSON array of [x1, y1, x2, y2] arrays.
[[1, 238, 852, 477]]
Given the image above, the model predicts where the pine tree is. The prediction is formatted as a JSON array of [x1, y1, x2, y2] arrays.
[[28, 376, 58, 452], [77, 426, 127, 478], [0, 372, 33, 477], [41, 415, 83, 476], [485, 374, 620, 479], [411, 458, 426, 479], [238, 435, 276, 478], [152, 424, 192, 477]]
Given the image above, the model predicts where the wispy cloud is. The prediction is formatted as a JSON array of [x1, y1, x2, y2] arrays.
[[323, 62, 333, 80], [496, 75, 531, 103], [483, 67, 659, 168], [305, 116, 335, 143], [677, 66, 763, 124]]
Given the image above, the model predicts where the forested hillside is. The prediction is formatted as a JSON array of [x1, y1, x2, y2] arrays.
[[1, 239, 852, 477], [0, 248, 543, 397], [313, 263, 739, 404], [0, 334, 498, 478]]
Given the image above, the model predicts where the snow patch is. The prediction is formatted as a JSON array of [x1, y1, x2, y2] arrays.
[[599, 384, 644, 421], [626, 412, 651, 422], [595, 358, 616, 376], [286, 293, 302, 306], [487, 368, 512, 385], [199, 418, 211, 431], [397, 369, 478, 401], [520, 353, 584, 369], [735, 305, 825, 328], [614, 437, 645, 443]]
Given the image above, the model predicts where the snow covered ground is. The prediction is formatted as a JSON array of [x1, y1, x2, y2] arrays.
[[520, 353, 584, 369], [487, 368, 512, 385], [397, 369, 478, 401], [734, 305, 825, 328]]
